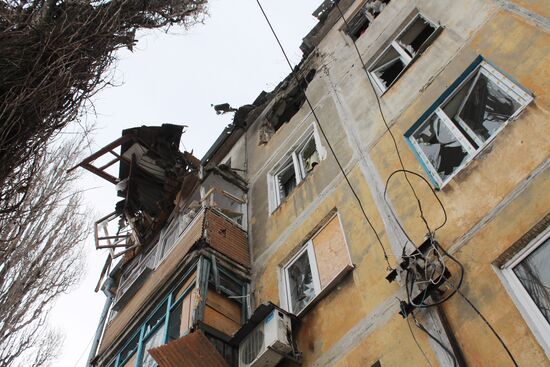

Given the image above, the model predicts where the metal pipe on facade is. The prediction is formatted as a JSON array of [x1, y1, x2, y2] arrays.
[[86, 277, 115, 367]]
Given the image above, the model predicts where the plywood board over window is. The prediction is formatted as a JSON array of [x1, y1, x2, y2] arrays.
[[281, 212, 354, 315], [312, 215, 353, 288]]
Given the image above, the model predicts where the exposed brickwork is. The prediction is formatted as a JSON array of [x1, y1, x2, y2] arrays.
[[205, 209, 250, 268]]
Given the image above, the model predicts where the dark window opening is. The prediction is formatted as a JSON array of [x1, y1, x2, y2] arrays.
[[348, 14, 370, 41], [442, 71, 522, 147], [301, 137, 319, 174], [277, 163, 296, 200], [167, 301, 183, 341], [206, 333, 238, 367], [397, 17, 437, 57], [346, 1, 390, 41], [287, 250, 316, 314], [374, 58, 406, 89], [369, 14, 439, 93]]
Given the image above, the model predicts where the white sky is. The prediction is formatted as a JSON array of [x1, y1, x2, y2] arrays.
[[48, 1, 320, 366]]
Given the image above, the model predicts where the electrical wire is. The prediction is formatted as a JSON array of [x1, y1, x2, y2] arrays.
[[334, 3, 437, 238], [412, 312, 458, 367], [402, 302, 433, 367], [406, 239, 464, 309], [453, 285, 519, 367], [328, 6, 518, 367], [254, 0, 393, 270]]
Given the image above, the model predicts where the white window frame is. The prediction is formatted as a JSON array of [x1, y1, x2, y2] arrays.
[[267, 124, 326, 212], [281, 241, 322, 315], [156, 218, 180, 263], [408, 61, 533, 188], [368, 13, 440, 94], [498, 226, 550, 357]]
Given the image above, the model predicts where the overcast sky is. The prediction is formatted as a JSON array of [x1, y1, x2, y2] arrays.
[[48, 1, 321, 366]]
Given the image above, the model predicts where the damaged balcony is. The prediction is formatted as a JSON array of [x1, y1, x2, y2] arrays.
[[99, 206, 251, 354]]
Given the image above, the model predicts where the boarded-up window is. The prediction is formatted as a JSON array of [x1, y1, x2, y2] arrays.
[[282, 213, 353, 315]]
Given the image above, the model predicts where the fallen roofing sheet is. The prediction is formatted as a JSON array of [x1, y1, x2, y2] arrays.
[[149, 331, 228, 367]]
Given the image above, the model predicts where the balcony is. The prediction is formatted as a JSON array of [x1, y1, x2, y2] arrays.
[[99, 206, 250, 356]]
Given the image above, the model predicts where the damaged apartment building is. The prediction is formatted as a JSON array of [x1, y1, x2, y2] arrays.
[[80, 0, 550, 366]]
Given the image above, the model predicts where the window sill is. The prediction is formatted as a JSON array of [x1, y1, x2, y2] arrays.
[[294, 263, 355, 318]]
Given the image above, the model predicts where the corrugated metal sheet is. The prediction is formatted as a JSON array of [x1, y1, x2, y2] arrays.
[[149, 331, 228, 367]]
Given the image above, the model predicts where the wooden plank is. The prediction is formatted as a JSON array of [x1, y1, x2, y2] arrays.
[[203, 306, 240, 337], [312, 215, 352, 288], [68, 134, 133, 172], [180, 293, 193, 336], [205, 289, 241, 324]]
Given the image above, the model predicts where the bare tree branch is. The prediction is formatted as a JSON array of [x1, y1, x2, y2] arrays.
[[0, 0, 208, 220], [0, 137, 89, 367]]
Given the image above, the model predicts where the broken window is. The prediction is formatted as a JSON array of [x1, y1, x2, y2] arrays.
[[345, 0, 390, 41], [299, 135, 321, 175], [141, 324, 165, 367], [283, 243, 321, 314], [500, 225, 550, 352], [275, 159, 297, 202], [368, 13, 438, 93], [281, 214, 353, 315], [107, 270, 198, 367], [269, 127, 326, 211], [158, 219, 181, 262], [513, 235, 550, 323], [406, 60, 532, 187]]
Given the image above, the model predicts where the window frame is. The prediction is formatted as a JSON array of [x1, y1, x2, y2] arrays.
[[268, 124, 326, 212], [156, 218, 181, 264], [499, 226, 550, 356], [343, 0, 390, 41], [108, 266, 198, 367], [281, 241, 322, 315], [405, 57, 533, 188], [367, 13, 440, 94]]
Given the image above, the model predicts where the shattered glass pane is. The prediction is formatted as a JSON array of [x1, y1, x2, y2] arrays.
[[374, 56, 405, 89], [301, 137, 319, 174], [278, 164, 296, 200], [397, 16, 436, 57], [413, 114, 469, 182], [457, 73, 521, 142], [287, 251, 316, 313], [513, 236, 550, 323], [141, 326, 165, 367]]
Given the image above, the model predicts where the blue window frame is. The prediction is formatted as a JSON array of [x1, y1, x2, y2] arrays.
[[405, 56, 533, 188], [105, 257, 250, 367], [107, 268, 197, 367]]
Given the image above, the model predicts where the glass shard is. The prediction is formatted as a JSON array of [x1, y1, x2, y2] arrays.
[[413, 114, 469, 182], [287, 251, 315, 313], [513, 236, 550, 323], [458, 73, 521, 142]]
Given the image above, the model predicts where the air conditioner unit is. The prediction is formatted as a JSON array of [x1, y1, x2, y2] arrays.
[[239, 310, 293, 367]]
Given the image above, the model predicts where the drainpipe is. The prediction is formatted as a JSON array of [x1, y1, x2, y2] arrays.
[[86, 277, 115, 367]]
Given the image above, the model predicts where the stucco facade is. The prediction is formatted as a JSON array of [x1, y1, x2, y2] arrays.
[[89, 1, 550, 366]]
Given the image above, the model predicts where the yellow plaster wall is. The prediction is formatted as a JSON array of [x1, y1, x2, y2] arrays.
[[246, 1, 550, 366]]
